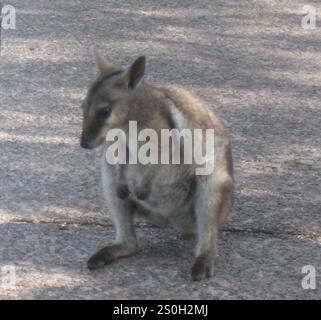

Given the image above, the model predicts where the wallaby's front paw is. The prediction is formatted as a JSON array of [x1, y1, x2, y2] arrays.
[[134, 184, 150, 200], [117, 184, 130, 199], [191, 255, 214, 281]]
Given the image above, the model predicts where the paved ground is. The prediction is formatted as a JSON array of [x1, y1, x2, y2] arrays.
[[1, 0, 321, 299]]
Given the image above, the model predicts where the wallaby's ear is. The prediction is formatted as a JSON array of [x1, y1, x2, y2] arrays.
[[125, 56, 146, 90], [94, 48, 114, 74]]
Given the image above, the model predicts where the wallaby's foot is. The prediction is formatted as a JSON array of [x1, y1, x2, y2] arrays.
[[191, 254, 214, 281], [134, 184, 150, 200], [116, 183, 130, 199], [87, 244, 136, 270]]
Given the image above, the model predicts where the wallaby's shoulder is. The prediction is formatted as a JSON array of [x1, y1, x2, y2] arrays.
[[154, 84, 228, 139]]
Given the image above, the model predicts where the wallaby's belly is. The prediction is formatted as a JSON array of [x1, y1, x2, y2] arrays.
[[125, 164, 195, 225]]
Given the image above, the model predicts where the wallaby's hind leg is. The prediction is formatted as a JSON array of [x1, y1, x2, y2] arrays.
[[87, 199, 137, 270], [88, 158, 138, 270], [191, 172, 233, 281]]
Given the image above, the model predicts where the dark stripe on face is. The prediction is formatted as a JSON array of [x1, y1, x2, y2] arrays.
[[84, 117, 106, 144], [90, 69, 123, 95]]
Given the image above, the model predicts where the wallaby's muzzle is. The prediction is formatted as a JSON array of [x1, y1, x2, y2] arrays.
[[80, 132, 90, 149], [80, 130, 106, 150]]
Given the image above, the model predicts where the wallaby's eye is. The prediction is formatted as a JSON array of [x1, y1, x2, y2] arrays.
[[97, 106, 112, 119]]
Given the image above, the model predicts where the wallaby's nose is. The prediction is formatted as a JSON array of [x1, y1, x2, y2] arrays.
[[80, 133, 89, 149]]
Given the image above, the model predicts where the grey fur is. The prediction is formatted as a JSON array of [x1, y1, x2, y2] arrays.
[[80, 53, 234, 281]]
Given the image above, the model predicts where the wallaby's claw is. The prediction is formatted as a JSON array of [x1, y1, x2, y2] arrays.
[[116, 184, 130, 199], [191, 254, 214, 281], [134, 185, 150, 200]]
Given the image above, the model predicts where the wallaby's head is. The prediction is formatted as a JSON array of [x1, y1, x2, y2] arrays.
[[80, 52, 146, 149]]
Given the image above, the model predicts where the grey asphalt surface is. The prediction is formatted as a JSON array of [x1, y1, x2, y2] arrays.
[[0, 0, 321, 299]]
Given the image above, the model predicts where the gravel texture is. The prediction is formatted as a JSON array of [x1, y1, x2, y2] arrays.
[[0, 0, 321, 299]]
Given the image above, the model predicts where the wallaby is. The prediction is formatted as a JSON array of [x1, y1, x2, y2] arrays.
[[80, 52, 234, 281]]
